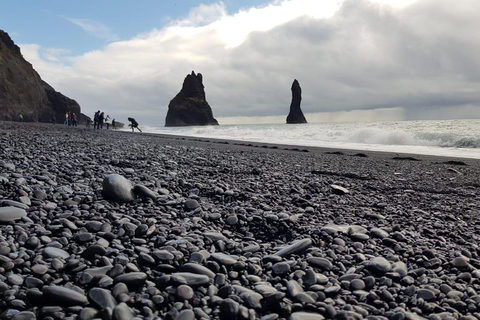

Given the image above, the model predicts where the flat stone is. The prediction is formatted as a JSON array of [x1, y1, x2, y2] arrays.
[[43, 247, 70, 259], [171, 272, 210, 286], [417, 288, 436, 301], [204, 232, 227, 242], [43, 286, 88, 306], [331, 184, 349, 195], [211, 253, 237, 266], [114, 272, 147, 289], [273, 238, 312, 257], [307, 257, 333, 270], [0, 207, 27, 222], [179, 263, 216, 278], [175, 309, 195, 320], [31, 264, 49, 275], [290, 312, 325, 320], [11, 311, 36, 320], [153, 250, 175, 262]]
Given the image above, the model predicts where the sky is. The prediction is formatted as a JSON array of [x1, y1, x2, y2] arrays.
[[1, 0, 479, 125]]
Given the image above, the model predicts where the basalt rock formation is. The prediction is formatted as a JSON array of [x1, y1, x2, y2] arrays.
[[286, 79, 307, 124], [165, 71, 219, 127], [0, 29, 89, 123]]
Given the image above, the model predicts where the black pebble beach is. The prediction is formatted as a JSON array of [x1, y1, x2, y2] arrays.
[[1, 121, 480, 320]]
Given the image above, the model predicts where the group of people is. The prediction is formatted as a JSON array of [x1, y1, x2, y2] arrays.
[[86, 110, 141, 133], [92, 110, 115, 130], [65, 111, 78, 126]]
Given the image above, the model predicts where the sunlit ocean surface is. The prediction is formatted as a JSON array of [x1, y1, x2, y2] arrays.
[[128, 119, 480, 159]]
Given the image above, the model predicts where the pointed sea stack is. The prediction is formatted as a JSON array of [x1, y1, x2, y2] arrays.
[[286, 79, 307, 124], [0, 29, 89, 123], [165, 71, 219, 127]]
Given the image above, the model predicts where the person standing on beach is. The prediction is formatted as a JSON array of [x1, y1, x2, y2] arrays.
[[98, 112, 105, 129], [72, 113, 77, 127], [93, 110, 100, 129], [105, 115, 111, 129], [128, 117, 142, 132], [112, 118, 116, 130]]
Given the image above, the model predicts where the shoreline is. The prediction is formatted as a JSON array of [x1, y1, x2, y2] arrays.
[[116, 126, 480, 165], [1, 120, 480, 319]]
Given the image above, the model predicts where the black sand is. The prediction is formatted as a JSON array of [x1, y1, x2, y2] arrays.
[[0, 121, 479, 320]]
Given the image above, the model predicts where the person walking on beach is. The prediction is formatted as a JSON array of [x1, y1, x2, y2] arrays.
[[112, 118, 116, 130], [128, 117, 142, 132]]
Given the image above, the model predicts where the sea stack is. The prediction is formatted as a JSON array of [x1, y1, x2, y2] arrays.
[[0, 29, 89, 123], [286, 79, 307, 124], [165, 71, 219, 127]]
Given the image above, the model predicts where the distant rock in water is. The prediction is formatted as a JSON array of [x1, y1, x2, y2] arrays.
[[165, 71, 219, 127], [0, 29, 90, 123], [286, 79, 307, 124]]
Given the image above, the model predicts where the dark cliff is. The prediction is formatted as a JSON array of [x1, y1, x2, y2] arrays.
[[165, 71, 219, 127], [286, 79, 307, 124], [0, 30, 89, 123]]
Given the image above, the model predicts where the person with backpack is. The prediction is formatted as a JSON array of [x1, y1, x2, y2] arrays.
[[93, 110, 100, 129]]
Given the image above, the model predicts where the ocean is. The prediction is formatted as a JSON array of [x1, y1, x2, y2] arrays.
[[131, 119, 480, 159]]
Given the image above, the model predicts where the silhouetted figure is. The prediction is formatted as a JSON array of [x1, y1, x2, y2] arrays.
[[128, 117, 142, 132], [98, 112, 105, 129], [112, 118, 116, 130], [93, 110, 100, 129]]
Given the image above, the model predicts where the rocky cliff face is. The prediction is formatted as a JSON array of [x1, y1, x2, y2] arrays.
[[0, 30, 89, 123], [286, 79, 307, 124], [165, 71, 219, 127]]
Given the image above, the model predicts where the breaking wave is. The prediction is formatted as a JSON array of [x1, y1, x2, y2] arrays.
[[140, 119, 480, 158]]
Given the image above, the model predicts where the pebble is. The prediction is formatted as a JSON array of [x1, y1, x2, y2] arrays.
[[88, 287, 117, 310], [113, 272, 147, 288], [43, 286, 88, 306], [171, 272, 210, 286], [273, 238, 312, 257], [43, 247, 70, 259], [368, 257, 392, 274], [102, 174, 135, 203], [0, 206, 27, 222]]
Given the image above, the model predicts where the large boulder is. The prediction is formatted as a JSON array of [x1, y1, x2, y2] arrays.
[[286, 79, 307, 124], [0, 29, 90, 123], [165, 71, 219, 127], [102, 174, 135, 203]]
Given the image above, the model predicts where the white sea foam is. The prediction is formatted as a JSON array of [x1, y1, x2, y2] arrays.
[[132, 119, 480, 159]]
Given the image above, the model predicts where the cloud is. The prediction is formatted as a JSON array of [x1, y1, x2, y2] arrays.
[[20, 0, 480, 125], [64, 17, 119, 42]]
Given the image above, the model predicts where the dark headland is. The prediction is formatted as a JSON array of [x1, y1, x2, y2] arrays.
[[1, 121, 480, 319], [0, 30, 90, 124]]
